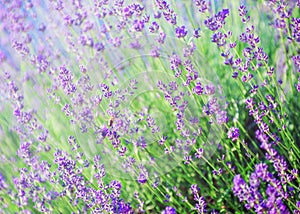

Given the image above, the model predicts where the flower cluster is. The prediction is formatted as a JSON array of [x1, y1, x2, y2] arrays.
[[204, 9, 230, 31], [191, 184, 207, 213], [0, 0, 299, 213], [233, 163, 291, 213], [227, 127, 239, 141]]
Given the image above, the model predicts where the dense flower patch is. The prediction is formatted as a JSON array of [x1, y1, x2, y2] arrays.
[[0, 0, 299, 213]]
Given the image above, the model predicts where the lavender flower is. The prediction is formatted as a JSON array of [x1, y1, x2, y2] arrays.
[[193, 0, 208, 13], [292, 55, 300, 72], [238, 5, 250, 23], [0, 0, 299, 213], [162, 206, 176, 214], [175, 26, 188, 38], [137, 173, 147, 184], [193, 28, 201, 38], [0, 173, 8, 191], [193, 82, 203, 95], [190, 184, 207, 213], [227, 127, 239, 141], [204, 9, 230, 31]]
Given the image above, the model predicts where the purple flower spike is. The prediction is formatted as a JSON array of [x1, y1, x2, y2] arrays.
[[175, 26, 188, 38], [204, 9, 230, 31], [193, 0, 208, 13]]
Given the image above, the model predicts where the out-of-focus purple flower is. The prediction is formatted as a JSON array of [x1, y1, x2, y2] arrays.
[[292, 55, 300, 72], [227, 127, 239, 141], [132, 19, 145, 32], [0, 173, 8, 191], [149, 21, 160, 33], [195, 148, 203, 159], [170, 54, 182, 70], [193, 0, 208, 13], [0, 51, 6, 63], [158, 135, 167, 145], [249, 172, 260, 188], [157, 31, 167, 44], [94, 42, 105, 52], [162, 206, 176, 214], [267, 0, 291, 32], [194, 196, 207, 213], [233, 174, 250, 202], [256, 129, 269, 146], [204, 84, 215, 95], [113, 199, 134, 214], [154, 11, 162, 19], [155, 0, 177, 25], [232, 71, 238, 78], [183, 42, 196, 57], [137, 173, 147, 184], [296, 77, 300, 92], [123, 6, 134, 17], [130, 40, 142, 49], [255, 163, 269, 181], [193, 28, 201, 38], [31, 54, 49, 73], [193, 82, 203, 95], [191, 184, 200, 196], [58, 65, 77, 95], [151, 46, 160, 57], [294, 201, 300, 214], [216, 110, 228, 125]]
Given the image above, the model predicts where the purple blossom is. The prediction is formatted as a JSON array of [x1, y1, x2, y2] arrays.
[[157, 31, 167, 44], [255, 163, 269, 181], [175, 26, 187, 38], [137, 173, 147, 184], [149, 21, 160, 33], [238, 5, 250, 23], [132, 19, 145, 32], [204, 9, 230, 31], [58, 66, 77, 95], [94, 42, 105, 52], [155, 0, 177, 25], [190, 184, 207, 213], [0, 0, 299, 213], [233, 175, 251, 203], [169, 54, 182, 70], [292, 55, 300, 72], [297, 78, 300, 92], [154, 11, 161, 19], [211, 32, 227, 47], [227, 127, 239, 141], [0, 173, 8, 191], [193, 28, 201, 38], [193, 82, 203, 95], [123, 6, 134, 17], [195, 148, 203, 159], [163, 9, 177, 25], [193, 0, 208, 13], [162, 206, 176, 214]]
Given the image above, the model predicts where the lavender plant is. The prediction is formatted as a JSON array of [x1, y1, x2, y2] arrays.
[[0, 0, 299, 213]]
